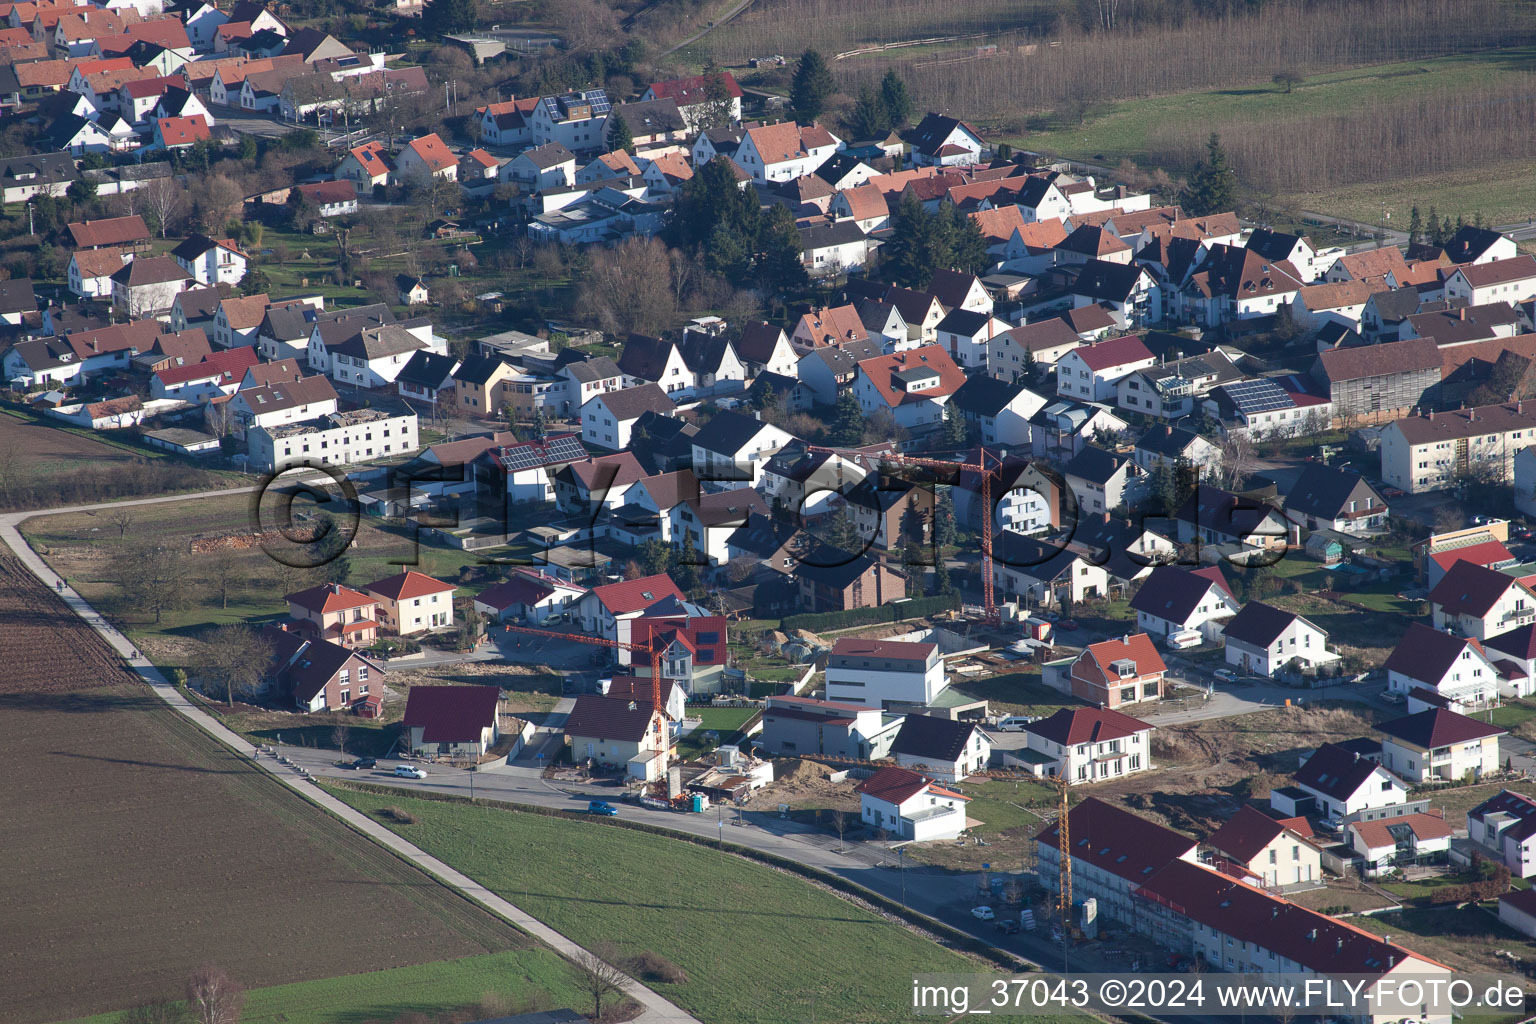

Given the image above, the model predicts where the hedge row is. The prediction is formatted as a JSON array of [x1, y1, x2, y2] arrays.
[[329, 779, 1026, 974], [781, 593, 961, 633]]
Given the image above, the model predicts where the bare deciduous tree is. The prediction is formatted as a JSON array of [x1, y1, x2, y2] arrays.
[[185, 966, 243, 1024], [332, 722, 351, 755], [831, 809, 849, 852], [141, 175, 188, 238], [206, 549, 240, 609], [107, 507, 134, 538], [577, 237, 677, 337], [570, 944, 630, 1022], [197, 624, 271, 708], [109, 540, 186, 623], [1217, 433, 1256, 491]]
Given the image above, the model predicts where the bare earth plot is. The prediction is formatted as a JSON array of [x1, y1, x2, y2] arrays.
[[0, 410, 138, 505], [0, 552, 529, 1024]]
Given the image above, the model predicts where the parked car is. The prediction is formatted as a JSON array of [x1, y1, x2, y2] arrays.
[[997, 715, 1035, 732], [1319, 816, 1342, 833], [971, 906, 995, 921], [1213, 668, 1238, 682], [393, 765, 427, 779], [1381, 691, 1405, 704], [1383, 486, 1405, 498], [346, 757, 377, 770], [587, 800, 619, 816], [995, 918, 1021, 934], [1056, 619, 1079, 631]]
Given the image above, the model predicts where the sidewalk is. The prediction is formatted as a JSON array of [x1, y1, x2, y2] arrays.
[[0, 506, 700, 1024]]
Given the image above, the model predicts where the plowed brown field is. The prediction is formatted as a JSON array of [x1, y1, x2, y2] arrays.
[[0, 553, 521, 1023]]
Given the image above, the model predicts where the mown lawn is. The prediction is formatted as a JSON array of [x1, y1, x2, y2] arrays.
[[947, 776, 1059, 834], [64, 950, 592, 1024], [677, 706, 760, 759], [1487, 700, 1536, 729], [325, 787, 983, 1024]]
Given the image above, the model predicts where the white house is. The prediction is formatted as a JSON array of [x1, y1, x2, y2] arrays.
[[394, 132, 457, 184], [1062, 445, 1140, 516], [1375, 709, 1504, 784], [529, 90, 610, 152], [906, 112, 984, 166], [1469, 790, 1536, 878], [1221, 601, 1337, 677], [1204, 805, 1321, 888], [67, 247, 130, 298], [580, 383, 674, 451], [732, 121, 840, 184], [1055, 336, 1157, 402], [1347, 813, 1455, 876], [1019, 707, 1153, 785], [473, 570, 587, 625], [1499, 889, 1536, 938], [825, 637, 944, 707], [934, 308, 1010, 371], [890, 715, 990, 783], [852, 345, 965, 432], [170, 233, 246, 286], [1129, 565, 1239, 642], [1386, 622, 1502, 709], [1442, 256, 1536, 307], [856, 766, 970, 841], [1429, 559, 1536, 640], [1271, 742, 1411, 824], [688, 410, 791, 488], [989, 317, 1081, 379], [502, 141, 575, 190]]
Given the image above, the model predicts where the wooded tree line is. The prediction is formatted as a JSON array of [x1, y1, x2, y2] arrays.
[[1145, 77, 1536, 193], [839, 0, 1529, 127]]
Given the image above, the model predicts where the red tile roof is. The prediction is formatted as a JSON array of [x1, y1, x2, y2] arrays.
[[1429, 559, 1531, 617], [1023, 706, 1151, 746], [67, 214, 149, 248], [405, 132, 455, 173], [1428, 539, 1514, 572], [156, 114, 210, 147], [647, 71, 742, 103], [402, 684, 499, 743], [285, 582, 376, 614], [1348, 811, 1453, 851], [364, 570, 456, 602], [1376, 708, 1505, 748], [1136, 858, 1447, 973], [590, 573, 684, 615], [1205, 804, 1311, 863], [154, 346, 259, 387], [1036, 796, 1196, 883], [855, 765, 967, 805], [630, 616, 729, 664], [1075, 633, 1166, 688], [856, 345, 965, 408], [1069, 334, 1155, 372]]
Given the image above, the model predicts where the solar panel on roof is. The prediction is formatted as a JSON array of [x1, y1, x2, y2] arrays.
[[1222, 378, 1293, 415], [496, 433, 587, 472]]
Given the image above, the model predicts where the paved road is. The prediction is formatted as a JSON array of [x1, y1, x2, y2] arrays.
[[659, 0, 755, 57], [0, 500, 701, 1024]]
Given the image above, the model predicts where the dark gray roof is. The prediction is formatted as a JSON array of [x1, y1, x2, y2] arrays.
[[561, 355, 621, 382], [395, 349, 457, 389], [1072, 259, 1145, 303], [799, 219, 866, 250], [1221, 600, 1305, 647], [331, 323, 425, 361], [1135, 424, 1205, 458], [1062, 445, 1125, 485], [1128, 565, 1227, 622], [935, 308, 991, 337], [1294, 741, 1388, 802], [891, 715, 977, 761], [454, 353, 509, 386], [1285, 464, 1384, 520], [949, 374, 1026, 417], [692, 409, 771, 457]]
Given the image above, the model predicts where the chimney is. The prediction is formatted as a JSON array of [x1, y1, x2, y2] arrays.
[[1428, 410, 1435, 420], [1165, 425, 1173, 436], [1103, 511, 1111, 523], [1336, 938, 1343, 953], [628, 700, 637, 710]]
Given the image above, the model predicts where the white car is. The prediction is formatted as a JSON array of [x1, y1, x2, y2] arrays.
[[1213, 669, 1238, 682], [971, 906, 995, 921], [393, 765, 428, 779]]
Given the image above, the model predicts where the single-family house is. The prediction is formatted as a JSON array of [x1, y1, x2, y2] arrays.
[[1430, 560, 1536, 640], [989, 317, 1082, 379], [581, 383, 674, 450], [394, 132, 457, 184], [890, 714, 990, 782], [170, 233, 246, 286], [1385, 622, 1502, 709], [362, 570, 455, 635], [853, 344, 965, 432], [1283, 464, 1388, 534], [573, 573, 685, 642], [1222, 601, 1337, 677], [1063, 445, 1140, 516], [284, 581, 379, 647], [1019, 706, 1153, 784], [473, 570, 586, 625], [760, 694, 904, 761], [264, 626, 384, 713], [733, 121, 840, 183], [1205, 805, 1321, 888], [402, 684, 500, 756], [1055, 336, 1156, 402], [1174, 485, 1288, 559], [563, 692, 671, 781], [1348, 813, 1454, 876], [1129, 564, 1238, 641], [1468, 789, 1536, 877], [1271, 741, 1411, 824], [856, 766, 970, 841], [794, 551, 907, 612], [1376, 708, 1504, 784], [1069, 633, 1166, 709]]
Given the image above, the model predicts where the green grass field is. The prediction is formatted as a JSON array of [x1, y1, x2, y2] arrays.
[[678, 706, 760, 758], [63, 950, 592, 1024], [1010, 47, 1536, 225], [947, 777, 1058, 834], [325, 786, 982, 1024]]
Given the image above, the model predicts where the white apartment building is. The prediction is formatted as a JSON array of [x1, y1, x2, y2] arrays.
[[247, 406, 418, 472], [1380, 402, 1536, 494]]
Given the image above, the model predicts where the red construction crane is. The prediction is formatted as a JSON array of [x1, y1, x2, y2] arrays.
[[810, 445, 1004, 623], [501, 623, 673, 771]]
